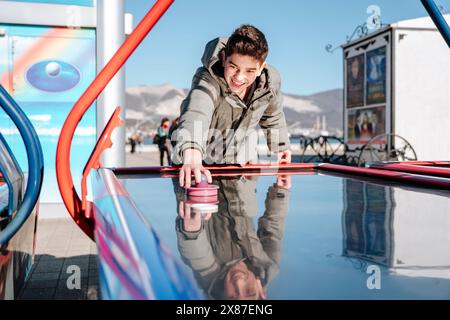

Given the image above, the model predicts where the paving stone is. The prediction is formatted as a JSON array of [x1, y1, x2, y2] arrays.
[[54, 289, 87, 300], [26, 278, 59, 289], [19, 287, 55, 300], [19, 218, 100, 300], [28, 272, 60, 282]]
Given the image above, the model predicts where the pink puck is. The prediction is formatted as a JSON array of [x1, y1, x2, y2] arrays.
[[187, 175, 219, 204]]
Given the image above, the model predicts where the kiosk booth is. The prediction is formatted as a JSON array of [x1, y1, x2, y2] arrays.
[[343, 14, 450, 161]]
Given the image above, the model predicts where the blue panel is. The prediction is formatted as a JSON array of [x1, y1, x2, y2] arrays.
[[0, 24, 97, 203], [3, 0, 94, 7]]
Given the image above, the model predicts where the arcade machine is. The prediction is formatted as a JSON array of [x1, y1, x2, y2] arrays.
[[0, 0, 127, 210]]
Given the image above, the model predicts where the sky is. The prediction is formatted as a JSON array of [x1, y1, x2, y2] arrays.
[[124, 0, 448, 95]]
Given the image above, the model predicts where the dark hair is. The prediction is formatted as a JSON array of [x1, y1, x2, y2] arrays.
[[209, 260, 266, 300], [224, 25, 268, 63]]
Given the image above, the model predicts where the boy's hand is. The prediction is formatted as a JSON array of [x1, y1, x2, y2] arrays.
[[180, 148, 212, 188], [277, 149, 292, 164], [178, 201, 212, 232]]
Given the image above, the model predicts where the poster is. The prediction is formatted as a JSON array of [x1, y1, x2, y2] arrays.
[[346, 54, 364, 108], [343, 179, 393, 265], [366, 46, 386, 105], [347, 106, 385, 144]]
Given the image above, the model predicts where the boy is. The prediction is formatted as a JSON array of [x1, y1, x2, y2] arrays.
[[173, 25, 291, 187]]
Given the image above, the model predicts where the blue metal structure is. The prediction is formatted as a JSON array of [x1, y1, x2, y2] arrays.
[[0, 85, 43, 245], [421, 0, 450, 47], [86, 0, 450, 300]]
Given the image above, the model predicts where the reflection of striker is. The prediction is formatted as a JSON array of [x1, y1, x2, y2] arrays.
[[187, 175, 219, 215]]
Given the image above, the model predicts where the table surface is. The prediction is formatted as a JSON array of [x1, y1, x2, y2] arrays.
[[114, 170, 450, 299]]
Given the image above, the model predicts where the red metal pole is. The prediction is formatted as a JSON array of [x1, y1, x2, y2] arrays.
[[319, 163, 450, 189], [367, 163, 450, 178]]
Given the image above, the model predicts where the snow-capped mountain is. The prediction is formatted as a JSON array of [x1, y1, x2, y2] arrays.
[[126, 83, 343, 135]]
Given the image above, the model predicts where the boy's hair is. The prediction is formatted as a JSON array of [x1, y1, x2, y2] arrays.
[[224, 25, 268, 63]]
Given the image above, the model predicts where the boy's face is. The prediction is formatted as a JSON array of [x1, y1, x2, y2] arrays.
[[224, 261, 266, 300], [222, 53, 266, 98]]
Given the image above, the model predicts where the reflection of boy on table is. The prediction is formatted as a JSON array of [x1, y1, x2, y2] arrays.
[[173, 175, 290, 300]]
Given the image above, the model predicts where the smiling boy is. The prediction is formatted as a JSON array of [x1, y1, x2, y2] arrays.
[[173, 25, 291, 187]]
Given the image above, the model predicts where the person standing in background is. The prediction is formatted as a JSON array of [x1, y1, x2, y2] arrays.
[[167, 117, 180, 165], [156, 117, 170, 166]]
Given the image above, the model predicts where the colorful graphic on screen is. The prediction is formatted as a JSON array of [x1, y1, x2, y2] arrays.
[[347, 106, 385, 144], [346, 54, 364, 108], [366, 46, 386, 105], [0, 24, 96, 203]]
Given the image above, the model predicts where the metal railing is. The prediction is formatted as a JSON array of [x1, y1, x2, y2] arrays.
[[297, 133, 417, 167]]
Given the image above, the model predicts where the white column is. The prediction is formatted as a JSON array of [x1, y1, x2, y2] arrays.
[[96, 0, 125, 167]]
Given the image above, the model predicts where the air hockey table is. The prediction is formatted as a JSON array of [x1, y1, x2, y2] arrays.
[[88, 163, 450, 300], [0, 86, 43, 300]]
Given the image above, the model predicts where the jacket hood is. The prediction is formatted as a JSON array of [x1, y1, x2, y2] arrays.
[[201, 37, 228, 74]]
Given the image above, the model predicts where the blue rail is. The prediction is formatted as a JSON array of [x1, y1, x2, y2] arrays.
[[0, 85, 44, 245], [421, 0, 450, 47]]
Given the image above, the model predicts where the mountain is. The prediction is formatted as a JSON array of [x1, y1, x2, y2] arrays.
[[283, 89, 343, 136], [125, 83, 343, 136]]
